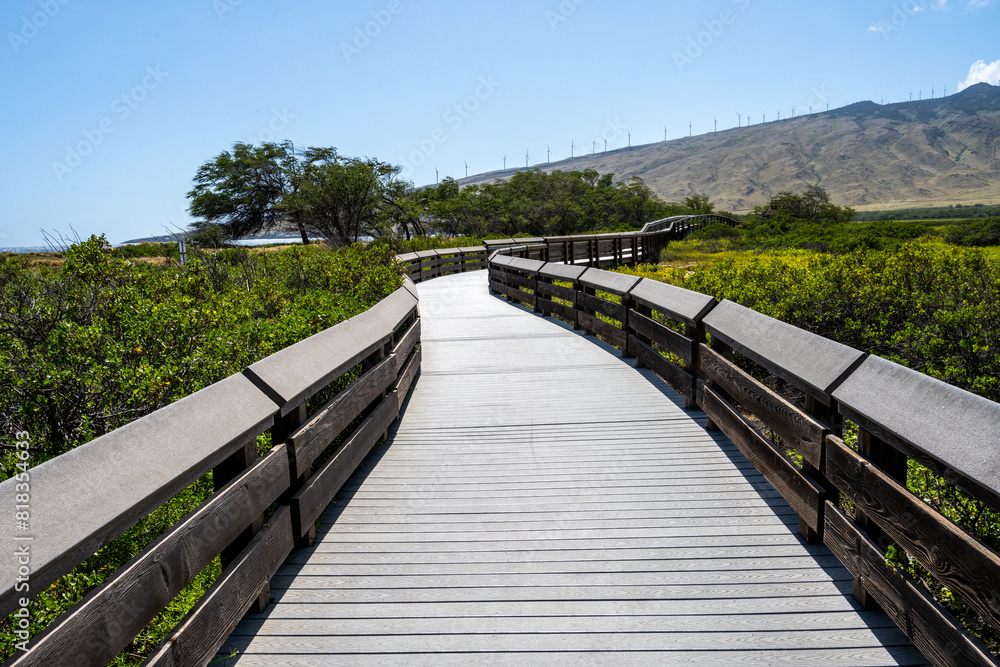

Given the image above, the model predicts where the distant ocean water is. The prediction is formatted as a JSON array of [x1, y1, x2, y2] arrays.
[[1, 247, 53, 254], [1, 239, 312, 254]]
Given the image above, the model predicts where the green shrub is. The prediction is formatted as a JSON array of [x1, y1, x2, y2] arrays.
[[0, 235, 402, 664]]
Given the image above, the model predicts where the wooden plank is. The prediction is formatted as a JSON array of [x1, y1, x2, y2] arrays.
[[396, 347, 421, 409], [630, 310, 696, 364], [701, 299, 866, 407], [578, 267, 641, 295], [700, 344, 827, 469], [577, 311, 626, 348], [535, 296, 576, 323], [823, 503, 996, 667], [390, 319, 421, 373], [291, 395, 399, 536], [628, 335, 695, 400], [577, 291, 626, 321], [826, 435, 1000, 632], [145, 507, 296, 667], [9, 445, 290, 667], [0, 372, 277, 621], [629, 279, 717, 328], [536, 280, 576, 302], [501, 272, 536, 291], [833, 354, 1000, 515], [697, 382, 823, 533], [287, 356, 397, 478]]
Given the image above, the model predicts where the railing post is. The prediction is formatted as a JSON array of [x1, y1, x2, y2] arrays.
[[703, 337, 734, 431], [851, 427, 908, 609], [799, 395, 842, 545], [213, 440, 272, 614], [275, 403, 312, 547], [685, 320, 708, 411]]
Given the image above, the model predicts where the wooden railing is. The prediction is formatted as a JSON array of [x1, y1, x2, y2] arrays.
[[0, 279, 422, 666], [488, 255, 1000, 667]]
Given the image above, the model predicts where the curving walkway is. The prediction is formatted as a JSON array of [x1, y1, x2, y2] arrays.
[[219, 270, 925, 666]]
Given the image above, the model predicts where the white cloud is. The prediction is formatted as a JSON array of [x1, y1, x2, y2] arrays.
[[959, 59, 1000, 90], [868, 23, 891, 33], [965, 0, 998, 8]]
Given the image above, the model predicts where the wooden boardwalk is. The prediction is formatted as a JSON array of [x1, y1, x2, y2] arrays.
[[219, 270, 925, 666]]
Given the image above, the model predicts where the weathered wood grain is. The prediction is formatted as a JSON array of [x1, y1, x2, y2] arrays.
[[700, 345, 827, 469], [823, 502, 996, 667], [698, 381, 823, 533], [577, 290, 626, 321], [701, 299, 866, 407], [9, 446, 289, 666], [833, 354, 1000, 515], [827, 435, 1000, 632], [147, 507, 296, 667], [287, 357, 396, 479], [630, 310, 696, 364], [290, 394, 399, 537], [577, 311, 626, 348], [628, 335, 695, 400]]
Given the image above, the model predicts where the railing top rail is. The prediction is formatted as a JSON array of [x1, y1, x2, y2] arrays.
[[539, 262, 587, 281], [629, 279, 717, 327], [0, 372, 280, 618], [834, 355, 1000, 511], [579, 268, 641, 296], [702, 300, 866, 405], [246, 287, 417, 416]]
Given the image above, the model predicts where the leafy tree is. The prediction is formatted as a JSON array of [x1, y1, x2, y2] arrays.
[[290, 154, 414, 246], [187, 141, 310, 243], [683, 194, 715, 215], [755, 185, 854, 224]]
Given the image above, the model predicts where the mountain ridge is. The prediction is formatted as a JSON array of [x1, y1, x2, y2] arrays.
[[455, 83, 1000, 211]]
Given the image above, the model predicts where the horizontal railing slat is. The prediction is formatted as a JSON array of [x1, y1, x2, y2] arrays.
[[628, 335, 695, 401], [823, 503, 997, 667], [290, 393, 399, 537], [700, 345, 827, 469], [698, 381, 823, 533], [0, 373, 278, 620], [144, 506, 297, 667], [287, 357, 398, 480], [827, 435, 1000, 632], [6, 444, 290, 666], [630, 310, 696, 365]]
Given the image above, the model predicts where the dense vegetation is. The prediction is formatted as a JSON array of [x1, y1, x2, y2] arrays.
[[0, 236, 402, 663], [412, 170, 714, 238], [854, 203, 1000, 221], [619, 190, 1000, 652]]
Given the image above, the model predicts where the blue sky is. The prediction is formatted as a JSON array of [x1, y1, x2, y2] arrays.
[[1, 0, 999, 247]]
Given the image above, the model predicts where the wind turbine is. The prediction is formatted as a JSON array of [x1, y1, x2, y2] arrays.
[[689, 121, 692, 137], [714, 117, 717, 134], [464, 161, 468, 178], [525, 150, 529, 168], [777, 110, 781, 121], [628, 131, 631, 147], [592, 139, 596, 154], [931, 87, 935, 99], [435, 167, 439, 184], [547, 146, 551, 163], [664, 126, 667, 142], [604, 138, 607, 152], [571, 141, 575, 158], [736, 112, 742, 128]]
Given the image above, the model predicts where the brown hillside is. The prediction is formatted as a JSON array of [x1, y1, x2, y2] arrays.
[[457, 83, 1000, 211]]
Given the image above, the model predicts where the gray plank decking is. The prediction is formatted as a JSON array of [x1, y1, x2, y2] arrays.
[[219, 270, 925, 666]]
